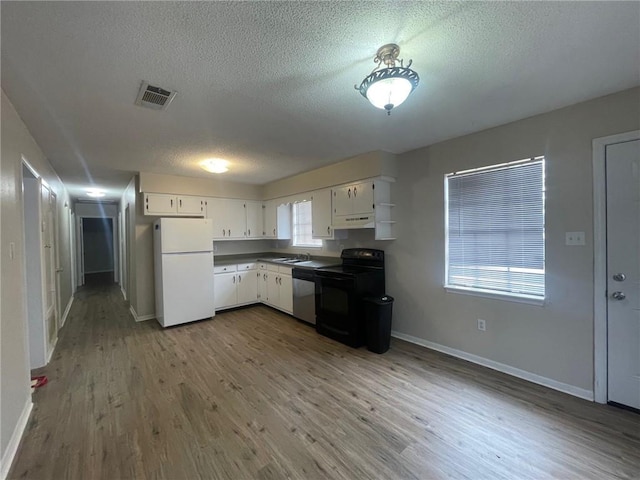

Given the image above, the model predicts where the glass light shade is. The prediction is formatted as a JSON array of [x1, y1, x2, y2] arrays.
[[200, 158, 229, 173], [365, 76, 413, 110]]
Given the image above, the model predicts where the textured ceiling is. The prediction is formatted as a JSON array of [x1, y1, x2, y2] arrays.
[[2, 1, 639, 201]]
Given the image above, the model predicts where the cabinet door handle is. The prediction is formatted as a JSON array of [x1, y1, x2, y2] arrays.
[[248, 229, 251, 236], [327, 226, 330, 234], [354, 186, 357, 197], [233, 275, 236, 284], [229, 229, 231, 236], [179, 199, 182, 208], [348, 188, 351, 198], [170, 199, 173, 207], [273, 228, 276, 235], [238, 275, 241, 283], [223, 229, 226, 236]]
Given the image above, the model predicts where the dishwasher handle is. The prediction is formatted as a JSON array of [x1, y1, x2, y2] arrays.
[[292, 268, 316, 282]]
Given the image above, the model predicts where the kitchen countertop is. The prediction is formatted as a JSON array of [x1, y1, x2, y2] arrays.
[[214, 252, 340, 270]]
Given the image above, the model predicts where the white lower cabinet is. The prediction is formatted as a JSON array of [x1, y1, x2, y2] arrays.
[[214, 271, 237, 310], [214, 264, 259, 311], [237, 270, 258, 304], [263, 264, 292, 314], [266, 270, 280, 307], [214, 261, 293, 314], [279, 272, 293, 313], [257, 263, 268, 301]]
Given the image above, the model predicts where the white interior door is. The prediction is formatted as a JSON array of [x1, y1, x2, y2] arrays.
[[41, 183, 58, 349], [606, 138, 640, 409]]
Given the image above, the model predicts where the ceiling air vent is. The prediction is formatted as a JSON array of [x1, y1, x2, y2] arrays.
[[134, 81, 177, 110]]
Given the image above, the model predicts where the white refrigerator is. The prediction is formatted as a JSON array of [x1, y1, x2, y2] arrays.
[[153, 218, 215, 327]]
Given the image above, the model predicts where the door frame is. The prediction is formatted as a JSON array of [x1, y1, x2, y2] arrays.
[[592, 129, 640, 404], [77, 214, 118, 282]]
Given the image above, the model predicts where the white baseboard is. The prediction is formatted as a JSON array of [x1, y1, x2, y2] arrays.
[[391, 331, 594, 402], [46, 336, 58, 364], [60, 295, 74, 329], [129, 305, 154, 322], [120, 287, 127, 301], [0, 398, 33, 480]]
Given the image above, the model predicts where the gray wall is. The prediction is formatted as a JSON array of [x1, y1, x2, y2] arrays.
[[1, 90, 73, 464], [385, 87, 640, 394]]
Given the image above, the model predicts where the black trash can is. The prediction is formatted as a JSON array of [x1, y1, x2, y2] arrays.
[[364, 295, 394, 354]]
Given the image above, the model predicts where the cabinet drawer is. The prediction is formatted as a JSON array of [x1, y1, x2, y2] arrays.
[[237, 262, 256, 271], [278, 265, 293, 275], [258, 262, 268, 270], [214, 264, 237, 274], [267, 264, 280, 272]]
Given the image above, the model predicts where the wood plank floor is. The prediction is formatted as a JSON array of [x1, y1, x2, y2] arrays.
[[9, 283, 640, 479]]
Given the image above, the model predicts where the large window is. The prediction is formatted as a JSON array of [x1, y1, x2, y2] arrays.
[[445, 157, 545, 300], [292, 201, 322, 247]]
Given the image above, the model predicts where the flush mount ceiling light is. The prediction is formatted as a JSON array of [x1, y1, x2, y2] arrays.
[[355, 43, 419, 115], [200, 158, 229, 174], [86, 189, 106, 198]]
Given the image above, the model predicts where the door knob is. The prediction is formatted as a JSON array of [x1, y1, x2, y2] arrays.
[[612, 291, 626, 300], [612, 273, 626, 282]]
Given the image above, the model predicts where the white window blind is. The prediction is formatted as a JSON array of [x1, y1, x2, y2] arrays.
[[292, 201, 322, 247], [445, 158, 545, 298]]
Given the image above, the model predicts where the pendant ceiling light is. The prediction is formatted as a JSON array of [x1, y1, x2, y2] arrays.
[[355, 44, 419, 115]]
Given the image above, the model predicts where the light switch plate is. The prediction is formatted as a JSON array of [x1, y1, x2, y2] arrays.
[[565, 231, 585, 246]]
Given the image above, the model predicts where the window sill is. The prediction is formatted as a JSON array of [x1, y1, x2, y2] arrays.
[[444, 285, 545, 306]]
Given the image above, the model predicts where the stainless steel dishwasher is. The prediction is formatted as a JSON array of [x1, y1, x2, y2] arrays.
[[292, 267, 316, 325]]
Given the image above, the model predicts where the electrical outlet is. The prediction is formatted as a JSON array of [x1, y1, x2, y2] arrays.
[[477, 319, 486, 331], [565, 231, 585, 246]]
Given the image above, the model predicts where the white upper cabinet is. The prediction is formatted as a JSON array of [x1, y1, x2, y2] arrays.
[[177, 196, 205, 215], [332, 179, 394, 238], [263, 202, 276, 238], [263, 200, 291, 239], [143, 176, 395, 239], [143, 193, 206, 217], [226, 199, 246, 239], [244, 201, 263, 238], [144, 193, 177, 215], [207, 198, 245, 239], [311, 188, 334, 239], [333, 181, 375, 218]]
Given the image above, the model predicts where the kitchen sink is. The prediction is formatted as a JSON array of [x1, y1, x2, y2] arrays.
[[270, 257, 303, 263]]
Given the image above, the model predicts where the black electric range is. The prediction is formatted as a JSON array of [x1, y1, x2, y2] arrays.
[[314, 248, 385, 347]]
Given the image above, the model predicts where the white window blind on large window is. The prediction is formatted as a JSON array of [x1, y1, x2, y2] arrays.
[[292, 201, 322, 247], [445, 158, 545, 298]]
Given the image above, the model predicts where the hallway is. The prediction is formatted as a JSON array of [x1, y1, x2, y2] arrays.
[[8, 284, 640, 479]]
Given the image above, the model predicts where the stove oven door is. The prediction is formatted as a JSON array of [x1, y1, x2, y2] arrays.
[[315, 275, 364, 347]]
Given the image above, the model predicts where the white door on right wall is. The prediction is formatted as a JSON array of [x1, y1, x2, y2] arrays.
[[606, 138, 640, 409]]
